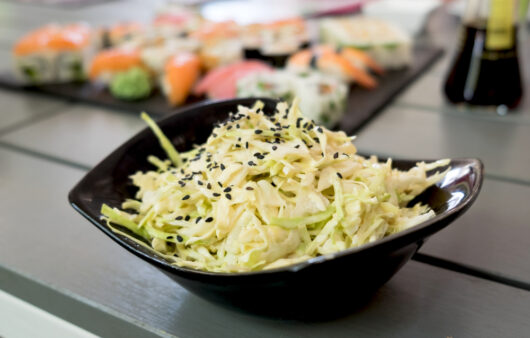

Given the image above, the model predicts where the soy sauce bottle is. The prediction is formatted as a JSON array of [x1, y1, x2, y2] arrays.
[[444, 0, 524, 109]]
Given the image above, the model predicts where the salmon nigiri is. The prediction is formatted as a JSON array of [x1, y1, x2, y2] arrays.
[[287, 45, 381, 89], [161, 53, 200, 106], [89, 48, 145, 83]]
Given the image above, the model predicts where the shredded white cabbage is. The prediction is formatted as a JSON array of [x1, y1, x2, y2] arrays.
[[101, 99, 449, 272]]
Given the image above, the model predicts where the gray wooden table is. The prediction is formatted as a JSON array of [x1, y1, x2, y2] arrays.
[[1, 2, 529, 337]]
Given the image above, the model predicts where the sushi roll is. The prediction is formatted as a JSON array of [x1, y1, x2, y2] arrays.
[[236, 70, 347, 127], [12, 23, 96, 84], [319, 16, 412, 70], [193, 60, 272, 100], [140, 37, 200, 75], [236, 70, 294, 101], [105, 22, 144, 47], [292, 71, 348, 127], [161, 53, 201, 106], [242, 17, 310, 67], [89, 48, 147, 84], [191, 21, 243, 71], [287, 45, 380, 89]]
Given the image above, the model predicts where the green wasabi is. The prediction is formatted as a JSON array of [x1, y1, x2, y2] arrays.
[[110, 67, 151, 101]]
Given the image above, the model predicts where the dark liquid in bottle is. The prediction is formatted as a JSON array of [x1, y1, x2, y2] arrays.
[[444, 23, 523, 108]]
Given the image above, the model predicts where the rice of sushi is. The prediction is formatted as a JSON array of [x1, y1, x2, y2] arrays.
[[237, 70, 347, 127], [319, 16, 412, 70]]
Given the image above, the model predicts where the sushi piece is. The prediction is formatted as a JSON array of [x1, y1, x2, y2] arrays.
[[236, 70, 348, 127], [153, 4, 203, 36], [287, 45, 380, 89], [89, 48, 146, 84], [105, 22, 144, 47], [193, 60, 272, 100], [140, 37, 200, 75], [191, 21, 243, 71], [12, 23, 96, 84], [319, 16, 412, 69], [242, 17, 309, 67], [161, 53, 201, 106]]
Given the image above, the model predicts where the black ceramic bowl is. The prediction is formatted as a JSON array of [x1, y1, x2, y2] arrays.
[[69, 98, 483, 318]]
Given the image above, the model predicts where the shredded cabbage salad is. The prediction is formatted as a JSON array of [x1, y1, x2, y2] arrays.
[[101, 100, 449, 272]]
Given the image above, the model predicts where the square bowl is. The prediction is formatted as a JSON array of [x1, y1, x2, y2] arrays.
[[69, 98, 483, 318]]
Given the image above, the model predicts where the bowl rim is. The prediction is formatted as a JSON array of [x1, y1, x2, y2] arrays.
[[69, 98, 484, 278]]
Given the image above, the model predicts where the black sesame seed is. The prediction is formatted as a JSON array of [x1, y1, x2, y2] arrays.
[[223, 187, 232, 192], [246, 186, 254, 190], [236, 124, 240, 129], [217, 181, 223, 187], [313, 137, 320, 143], [271, 182, 277, 187], [272, 145, 277, 150], [184, 215, 190, 221], [175, 216, 183, 220], [235, 144, 241, 148], [321, 152, 324, 157], [255, 129, 263, 134], [296, 117, 303, 128], [220, 164, 226, 171], [207, 183, 212, 189], [205, 217, 214, 223], [197, 180, 203, 185], [295, 144, 300, 149], [274, 133, 281, 137], [182, 195, 190, 200], [176, 235, 183, 242], [317, 127, 323, 133], [225, 193, 232, 200], [248, 161, 256, 166], [227, 125, 232, 130], [245, 142, 249, 149], [303, 122, 309, 128], [212, 133, 217, 138], [196, 217, 202, 224], [337, 172, 343, 179], [213, 192, 221, 197], [333, 152, 339, 159], [167, 236, 173, 240]]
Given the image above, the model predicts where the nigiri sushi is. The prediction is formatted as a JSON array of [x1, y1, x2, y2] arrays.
[[319, 16, 412, 69], [193, 60, 272, 100], [89, 48, 147, 84], [286, 45, 381, 89], [161, 53, 200, 106], [12, 23, 96, 84]]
